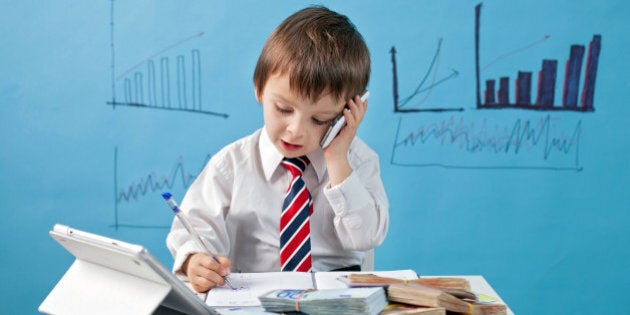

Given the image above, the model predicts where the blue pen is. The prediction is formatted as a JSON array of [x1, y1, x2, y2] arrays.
[[162, 192, 235, 289]]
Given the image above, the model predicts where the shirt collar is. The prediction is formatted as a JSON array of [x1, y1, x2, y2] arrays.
[[259, 127, 327, 182]]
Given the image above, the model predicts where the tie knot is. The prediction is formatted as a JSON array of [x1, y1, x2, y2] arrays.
[[281, 156, 309, 177]]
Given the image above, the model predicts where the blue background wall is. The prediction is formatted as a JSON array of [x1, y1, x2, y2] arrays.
[[1, 1, 628, 313]]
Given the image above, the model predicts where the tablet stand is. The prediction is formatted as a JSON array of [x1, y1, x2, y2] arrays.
[[39, 259, 171, 315]]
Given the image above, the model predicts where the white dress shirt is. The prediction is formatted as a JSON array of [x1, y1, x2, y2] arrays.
[[166, 128, 389, 273]]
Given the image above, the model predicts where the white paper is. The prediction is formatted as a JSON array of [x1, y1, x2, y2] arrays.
[[205, 272, 314, 307], [205, 270, 418, 307]]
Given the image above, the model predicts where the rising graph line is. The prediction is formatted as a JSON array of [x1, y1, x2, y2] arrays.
[[399, 38, 453, 107], [116, 31, 205, 81], [391, 39, 462, 113], [481, 35, 551, 71]]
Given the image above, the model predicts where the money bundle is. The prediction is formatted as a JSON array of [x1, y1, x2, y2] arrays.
[[259, 287, 388, 315]]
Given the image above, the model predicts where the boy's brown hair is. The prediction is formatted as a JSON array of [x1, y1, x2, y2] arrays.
[[253, 6, 370, 103]]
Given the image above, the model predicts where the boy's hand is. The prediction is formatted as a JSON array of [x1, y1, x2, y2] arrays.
[[323, 93, 368, 186], [183, 253, 232, 293]]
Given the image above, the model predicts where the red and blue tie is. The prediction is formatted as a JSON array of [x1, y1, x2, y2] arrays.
[[279, 156, 313, 272]]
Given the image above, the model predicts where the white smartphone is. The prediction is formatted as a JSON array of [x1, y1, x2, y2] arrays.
[[320, 91, 370, 148]]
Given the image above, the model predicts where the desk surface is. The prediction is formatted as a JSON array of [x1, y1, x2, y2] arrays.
[[185, 274, 514, 315], [426, 275, 514, 315]]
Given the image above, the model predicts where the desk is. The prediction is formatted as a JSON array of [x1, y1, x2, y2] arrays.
[[176, 274, 513, 315], [425, 275, 514, 315]]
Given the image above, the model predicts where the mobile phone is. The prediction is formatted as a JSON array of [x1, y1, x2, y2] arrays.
[[320, 91, 370, 148]]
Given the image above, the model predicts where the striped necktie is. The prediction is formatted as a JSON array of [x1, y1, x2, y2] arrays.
[[279, 156, 313, 272]]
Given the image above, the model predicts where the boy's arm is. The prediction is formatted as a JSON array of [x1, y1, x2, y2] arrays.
[[323, 94, 367, 186], [321, 95, 388, 250], [324, 142, 389, 250], [166, 160, 232, 276]]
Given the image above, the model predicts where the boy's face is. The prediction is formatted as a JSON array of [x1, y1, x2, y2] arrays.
[[257, 73, 345, 158]]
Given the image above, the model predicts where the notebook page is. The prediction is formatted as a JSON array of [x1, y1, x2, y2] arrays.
[[205, 272, 314, 307]]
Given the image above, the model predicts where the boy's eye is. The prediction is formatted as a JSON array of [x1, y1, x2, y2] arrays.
[[276, 105, 292, 114], [312, 118, 329, 126]]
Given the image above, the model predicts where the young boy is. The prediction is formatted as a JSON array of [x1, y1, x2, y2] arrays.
[[167, 5, 389, 293]]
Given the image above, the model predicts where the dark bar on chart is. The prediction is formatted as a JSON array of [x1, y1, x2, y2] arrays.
[[536, 59, 557, 108], [580, 35, 601, 111], [192, 49, 201, 111], [515, 71, 532, 105], [498, 77, 510, 105], [134, 72, 143, 104], [484, 79, 496, 105], [562, 45, 585, 108], [177, 55, 187, 109], [147, 60, 157, 107], [160, 57, 171, 108], [124, 78, 132, 103]]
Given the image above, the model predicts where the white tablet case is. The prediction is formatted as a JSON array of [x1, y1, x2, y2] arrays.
[[39, 224, 217, 315]]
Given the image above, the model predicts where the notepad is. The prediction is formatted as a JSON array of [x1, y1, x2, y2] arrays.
[[205, 270, 417, 307]]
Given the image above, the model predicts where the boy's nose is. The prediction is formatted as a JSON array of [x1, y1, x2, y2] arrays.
[[287, 118, 306, 137]]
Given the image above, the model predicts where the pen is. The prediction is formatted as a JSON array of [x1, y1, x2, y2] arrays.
[[161, 192, 235, 289]]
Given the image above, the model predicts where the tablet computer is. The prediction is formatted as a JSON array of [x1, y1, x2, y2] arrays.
[[39, 224, 219, 315]]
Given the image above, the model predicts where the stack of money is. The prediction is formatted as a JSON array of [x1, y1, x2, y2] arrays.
[[346, 274, 471, 291], [259, 287, 388, 315], [386, 283, 471, 313]]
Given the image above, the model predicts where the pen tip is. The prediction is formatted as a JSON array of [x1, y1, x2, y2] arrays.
[[161, 192, 172, 199]]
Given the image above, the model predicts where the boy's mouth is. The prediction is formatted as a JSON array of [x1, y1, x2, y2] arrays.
[[281, 140, 303, 151]]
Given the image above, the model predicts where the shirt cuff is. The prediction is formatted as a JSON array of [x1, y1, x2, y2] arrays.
[[324, 172, 372, 229]]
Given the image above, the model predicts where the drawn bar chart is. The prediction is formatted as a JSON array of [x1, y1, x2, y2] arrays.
[[108, 49, 228, 118], [475, 3, 601, 112], [106, 2, 228, 118]]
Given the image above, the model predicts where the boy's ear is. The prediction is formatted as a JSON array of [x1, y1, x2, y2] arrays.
[[254, 85, 262, 104]]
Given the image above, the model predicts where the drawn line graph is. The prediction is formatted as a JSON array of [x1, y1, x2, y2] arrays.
[[107, 0, 228, 118], [391, 38, 462, 113], [391, 115, 582, 171], [112, 147, 210, 230]]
